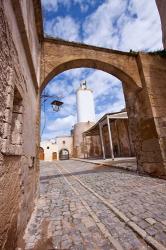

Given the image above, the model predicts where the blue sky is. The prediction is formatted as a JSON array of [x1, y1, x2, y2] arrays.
[[41, 0, 163, 140]]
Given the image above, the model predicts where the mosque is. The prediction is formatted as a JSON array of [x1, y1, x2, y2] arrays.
[[40, 81, 134, 161]]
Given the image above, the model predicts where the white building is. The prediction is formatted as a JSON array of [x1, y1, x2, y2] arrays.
[[39, 136, 73, 161]]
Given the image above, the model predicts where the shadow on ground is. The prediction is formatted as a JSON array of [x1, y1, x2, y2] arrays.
[[40, 165, 143, 182]]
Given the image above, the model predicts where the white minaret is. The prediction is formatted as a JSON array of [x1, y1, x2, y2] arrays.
[[73, 81, 96, 158], [76, 81, 95, 123]]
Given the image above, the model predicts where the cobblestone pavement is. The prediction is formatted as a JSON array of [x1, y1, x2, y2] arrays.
[[22, 160, 166, 250]]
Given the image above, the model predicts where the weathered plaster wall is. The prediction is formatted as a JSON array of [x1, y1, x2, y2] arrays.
[[40, 136, 73, 161], [156, 0, 166, 48], [85, 135, 102, 159], [56, 136, 73, 158], [0, 0, 41, 249], [91, 135, 102, 158], [40, 140, 58, 161], [110, 120, 135, 157], [73, 122, 95, 158]]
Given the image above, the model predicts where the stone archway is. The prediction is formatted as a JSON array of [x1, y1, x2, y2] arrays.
[[59, 149, 70, 160], [41, 38, 142, 90], [40, 38, 166, 177]]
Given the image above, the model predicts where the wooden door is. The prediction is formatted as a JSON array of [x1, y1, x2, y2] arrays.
[[52, 152, 57, 160], [39, 147, 44, 160]]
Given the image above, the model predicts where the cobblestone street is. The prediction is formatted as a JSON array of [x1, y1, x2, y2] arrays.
[[23, 160, 166, 250]]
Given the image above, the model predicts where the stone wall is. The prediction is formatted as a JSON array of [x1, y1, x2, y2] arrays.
[[156, 0, 166, 48], [85, 135, 102, 159], [139, 54, 166, 176], [40, 137, 73, 161], [110, 119, 135, 157], [123, 53, 166, 177], [0, 1, 41, 249], [73, 122, 95, 158], [56, 136, 74, 158]]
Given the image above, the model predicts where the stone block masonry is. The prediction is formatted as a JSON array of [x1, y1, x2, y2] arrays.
[[0, 1, 41, 249]]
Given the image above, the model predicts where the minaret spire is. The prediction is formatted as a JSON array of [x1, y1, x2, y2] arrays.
[[80, 80, 87, 89]]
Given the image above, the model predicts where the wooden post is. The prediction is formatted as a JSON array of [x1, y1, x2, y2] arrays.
[[99, 123, 105, 160], [115, 119, 121, 157], [83, 134, 86, 159], [107, 116, 114, 160], [85, 136, 88, 158]]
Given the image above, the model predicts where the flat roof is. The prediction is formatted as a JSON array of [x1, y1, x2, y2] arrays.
[[83, 111, 128, 136]]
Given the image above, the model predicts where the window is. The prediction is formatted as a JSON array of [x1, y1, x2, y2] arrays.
[[10, 86, 23, 145]]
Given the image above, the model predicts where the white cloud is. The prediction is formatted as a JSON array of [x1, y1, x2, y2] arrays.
[[82, 1, 123, 48], [45, 16, 80, 41], [42, 130, 70, 140], [46, 79, 73, 98], [42, 0, 71, 12], [84, 70, 121, 99], [96, 98, 125, 121], [43, 0, 162, 50], [42, 0, 59, 11], [118, 0, 163, 51], [82, 0, 162, 51], [42, 0, 96, 13], [47, 115, 76, 132]]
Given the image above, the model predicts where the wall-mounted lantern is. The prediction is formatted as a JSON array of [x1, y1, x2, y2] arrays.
[[51, 100, 64, 112]]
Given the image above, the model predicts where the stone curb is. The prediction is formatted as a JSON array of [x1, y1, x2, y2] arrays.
[[60, 163, 166, 250]]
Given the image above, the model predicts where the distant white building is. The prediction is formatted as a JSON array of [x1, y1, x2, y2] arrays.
[[39, 136, 73, 161]]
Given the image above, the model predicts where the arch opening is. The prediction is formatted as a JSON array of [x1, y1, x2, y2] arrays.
[[59, 149, 70, 160], [40, 65, 137, 165]]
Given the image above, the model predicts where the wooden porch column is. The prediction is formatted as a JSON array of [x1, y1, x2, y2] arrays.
[[83, 134, 86, 159], [99, 123, 105, 160], [107, 116, 114, 160]]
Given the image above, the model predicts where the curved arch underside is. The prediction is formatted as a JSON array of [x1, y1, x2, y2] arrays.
[[41, 38, 142, 91]]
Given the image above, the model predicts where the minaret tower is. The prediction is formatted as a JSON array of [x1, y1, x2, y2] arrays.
[[73, 81, 96, 158], [76, 81, 95, 123]]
